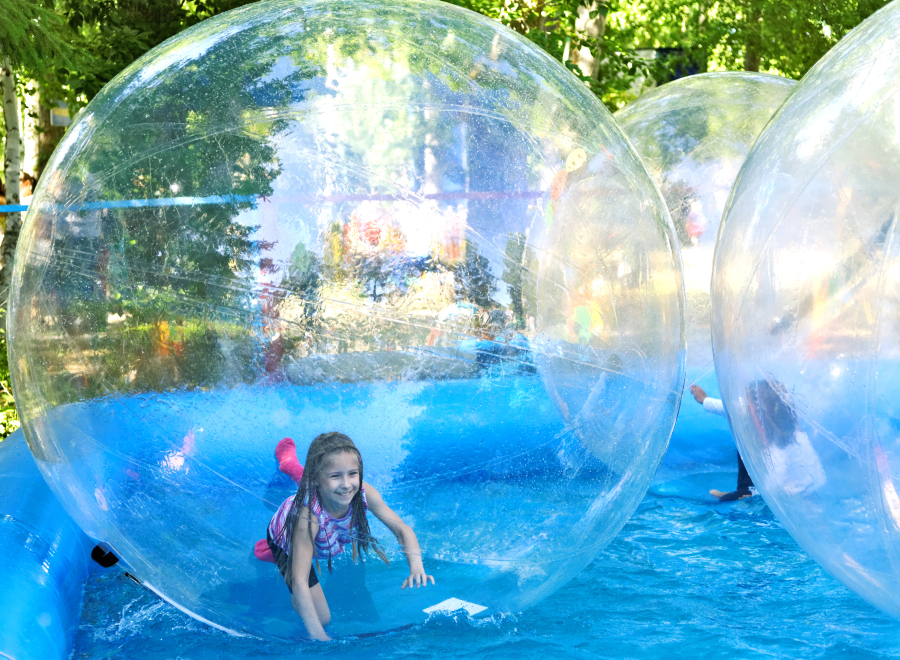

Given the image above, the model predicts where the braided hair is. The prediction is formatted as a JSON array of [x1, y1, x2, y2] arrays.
[[277, 432, 388, 589]]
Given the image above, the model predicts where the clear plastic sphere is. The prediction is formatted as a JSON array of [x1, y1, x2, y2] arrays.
[[712, 2, 900, 618], [10, 0, 684, 637], [616, 72, 795, 370]]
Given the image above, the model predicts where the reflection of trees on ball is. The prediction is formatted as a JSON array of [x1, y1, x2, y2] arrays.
[[501, 232, 537, 329], [617, 72, 795, 369]]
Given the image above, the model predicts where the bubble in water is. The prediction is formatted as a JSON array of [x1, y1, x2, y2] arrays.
[[617, 72, 795, 371], [712, 2, 900, 619], [11, 0, 684, 637]]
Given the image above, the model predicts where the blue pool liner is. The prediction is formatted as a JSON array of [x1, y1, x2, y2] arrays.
[[0, 429, 93, 660]]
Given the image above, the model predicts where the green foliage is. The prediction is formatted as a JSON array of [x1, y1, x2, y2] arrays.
[[6, 0, 894, 124], [0, 0, 78, 70], [443, 0, 893, 110], [54, 0, 259, 105], [17, 14, 293, 402], [0, 311, 19, 440], [444, 0, 658, 110], [1, 0, 893, 430], [608, 0, 893, 82], [24, 312, 259, 406]]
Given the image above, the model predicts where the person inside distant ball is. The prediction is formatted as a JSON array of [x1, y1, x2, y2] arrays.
[[690, 383, 755, 501]]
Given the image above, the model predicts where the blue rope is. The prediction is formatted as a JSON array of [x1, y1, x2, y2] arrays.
[[0, 194, 257, 213], [0, 189, 543, 214]]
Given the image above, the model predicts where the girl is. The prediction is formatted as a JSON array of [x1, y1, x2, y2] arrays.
[[266, 432, 434, 641]]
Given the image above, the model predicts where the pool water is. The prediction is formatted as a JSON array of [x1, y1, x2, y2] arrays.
[[71, 471, 900, 659], [36, 373, 666, 638], [66, 372, 900, 657]]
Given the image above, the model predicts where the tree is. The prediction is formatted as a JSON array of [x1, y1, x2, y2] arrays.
[[453, 240, 498, 309], [5, 0, 896, 400], [1, 58, 20, 223], [0, 0, 82, 438], [54, 0, 259, 105], [0, 0, 264, 302], [0, 0, 78, 80], [501, 232, 537, 328], [444, 0, 657, 109], [443, 0, 894, 109], [24, 12, 300, 396], [608, 0, 893, 84], [0, 0, 82, 310]]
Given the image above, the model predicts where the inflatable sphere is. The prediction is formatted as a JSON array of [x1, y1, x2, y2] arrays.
[[10, 0, 685, 638], [711, 2, 900, 619], [616, 72, 795, 373]]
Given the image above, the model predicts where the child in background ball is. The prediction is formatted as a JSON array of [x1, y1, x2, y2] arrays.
[[689, 384, 755, 501], [264, 432, 434, 641], [747, 379, 826, 496]]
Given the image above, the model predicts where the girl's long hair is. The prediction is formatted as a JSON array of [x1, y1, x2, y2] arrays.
[[276, 432, 388, 589], [750, 379, 796, 449]]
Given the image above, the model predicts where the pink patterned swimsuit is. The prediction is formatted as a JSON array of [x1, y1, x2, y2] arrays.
[[268, 485, 368, 559]]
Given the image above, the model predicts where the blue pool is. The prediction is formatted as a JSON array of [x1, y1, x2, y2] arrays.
[[65, 374, 900, 658], [70, 474, 900, 659], [7, 370, 900, 658]]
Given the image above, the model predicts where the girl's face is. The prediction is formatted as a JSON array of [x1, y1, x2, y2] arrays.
[[316, 451, 360, 515]]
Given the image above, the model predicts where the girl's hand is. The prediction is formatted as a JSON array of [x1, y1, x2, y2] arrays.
[[402, 570, 435, 589], [690, 384, 707, 404], [364, 483, 435, 591]]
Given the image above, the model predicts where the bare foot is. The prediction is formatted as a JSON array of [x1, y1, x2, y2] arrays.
[[709, 489, 727, 498]]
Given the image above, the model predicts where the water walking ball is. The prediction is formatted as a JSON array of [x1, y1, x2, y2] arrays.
[[616, 72, 795, 371], [10, 0, 685, 637], [711, 1, 900, 619]]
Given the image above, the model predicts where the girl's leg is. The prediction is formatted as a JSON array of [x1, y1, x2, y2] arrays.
[[736, 452, 754, 490], [310, 583, 331, 627], [276, 437, 304, 485], [710, 451, 754, 501], [254, 538, 275, 563]]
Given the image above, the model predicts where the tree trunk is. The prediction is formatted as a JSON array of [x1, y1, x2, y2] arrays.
[[744, 2, 763, 72], [35, 85, 65, 180], [571, 2, 607, 80], [22, 81, 39, 178], [422, 108, 443, 197], [1, 54, 22, 311], [590, 8, 606, 80]]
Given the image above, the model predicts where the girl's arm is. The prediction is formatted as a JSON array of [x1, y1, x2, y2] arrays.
[[364, 483, 435, 588], [290, 507, 330, 641]]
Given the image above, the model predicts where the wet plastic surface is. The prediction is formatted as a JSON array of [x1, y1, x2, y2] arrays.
[[9, 0, 684, 637], [712, 1, 900, 620], [617, 72, 795, 371], [71, 414, 900, 658]]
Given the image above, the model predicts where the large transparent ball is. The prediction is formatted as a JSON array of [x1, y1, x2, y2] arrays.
[[712, 2, 900, 619], [10, 0, 684, 637], [617, 72, 794, 371]]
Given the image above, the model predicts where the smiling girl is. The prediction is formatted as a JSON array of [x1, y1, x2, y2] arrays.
[[266, 432, 434, 641]]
